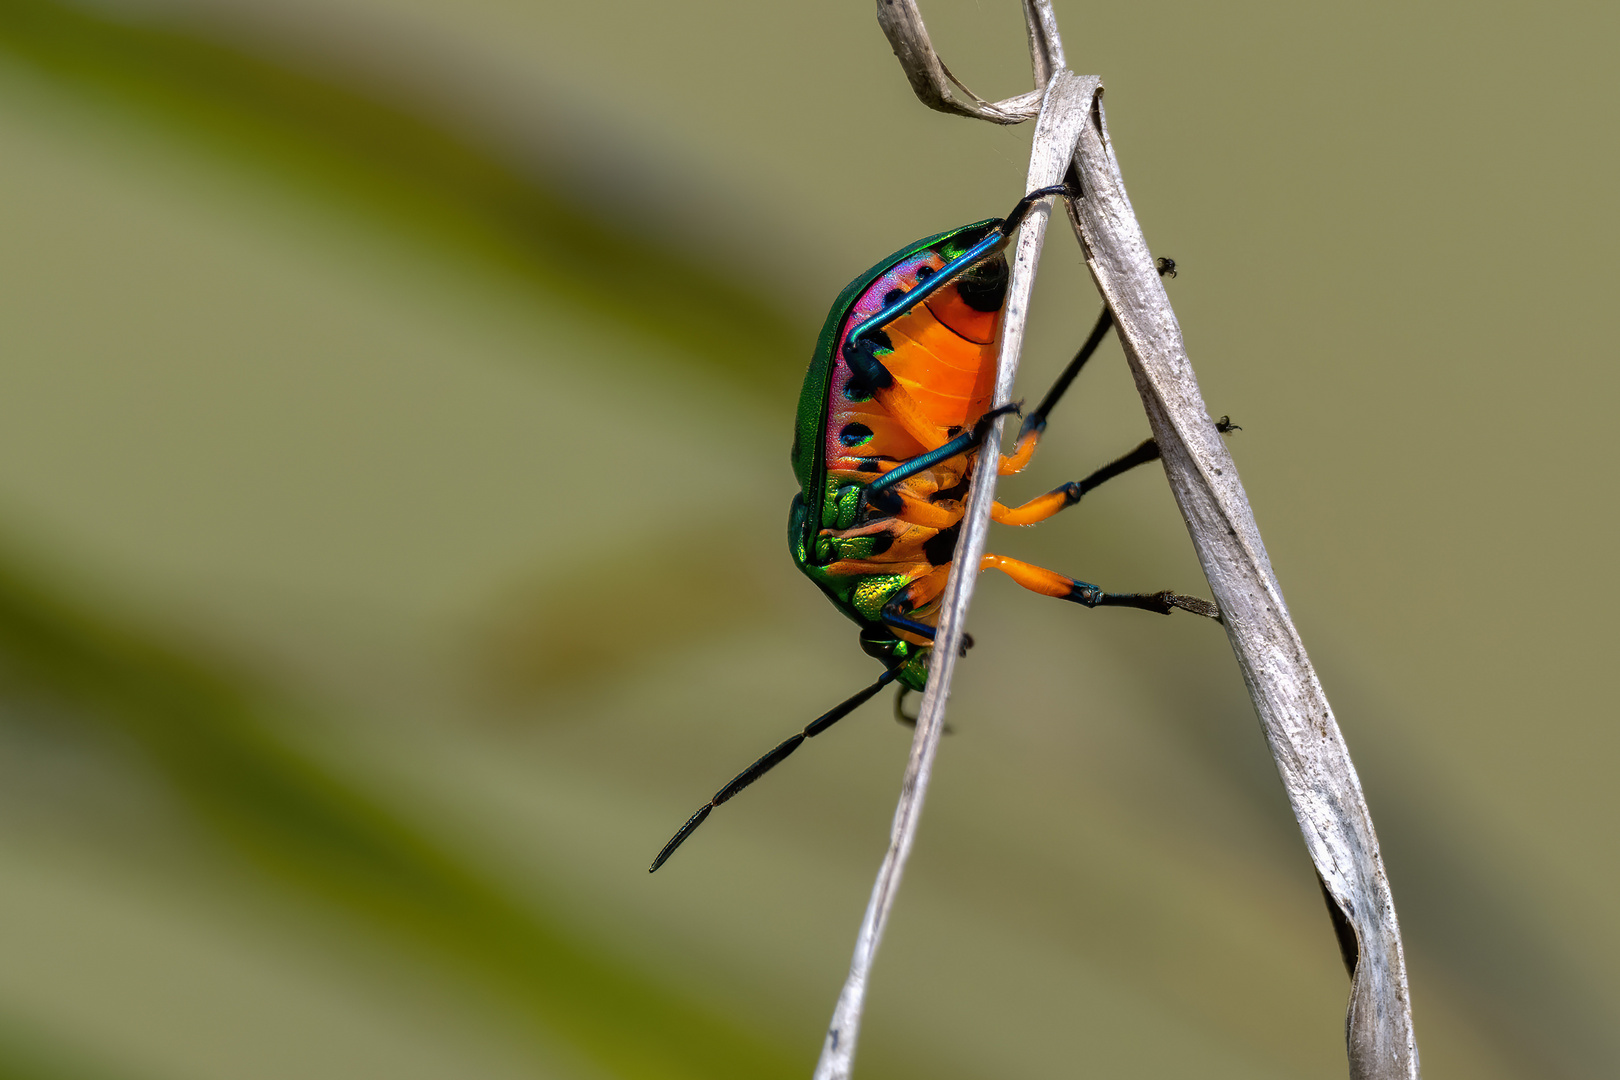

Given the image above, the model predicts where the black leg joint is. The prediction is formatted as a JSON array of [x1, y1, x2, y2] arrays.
[[1063, 580, 1104, 607]]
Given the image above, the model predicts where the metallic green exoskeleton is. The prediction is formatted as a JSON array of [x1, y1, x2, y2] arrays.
[[650, 186, 1225, 872]]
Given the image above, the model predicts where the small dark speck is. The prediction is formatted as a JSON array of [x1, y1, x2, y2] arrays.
[[1214, 468, 1223, 475]]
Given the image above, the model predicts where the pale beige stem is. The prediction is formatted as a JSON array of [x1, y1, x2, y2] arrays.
[[814, 1, 1421, 1078]]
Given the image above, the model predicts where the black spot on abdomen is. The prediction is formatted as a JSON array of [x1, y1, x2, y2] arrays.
[[924, 522, 962, 566]]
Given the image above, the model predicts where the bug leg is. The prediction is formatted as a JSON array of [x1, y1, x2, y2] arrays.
[[894, 686, 918, 726], [892, 686, 953, 734], [999, 256, 1181, 476], [880, 610, 975, 656], [1076, 416, 1241, 494], [864, 403, 1020, 513], [649, 669, 899, 872], [1094, 590, 1222, 619], [1000, 307, 1113, 475], [991, 483, 1088, 527], [994, 417, 1241, 526], [991, 440, 1158, 526], [979, 553, 1220, 620], [840, 483, 965, 532], [881, 610, 938, 642], [877, 574, 945, 644], [879, 570, 974, 655], [892, 494, 964, 531]]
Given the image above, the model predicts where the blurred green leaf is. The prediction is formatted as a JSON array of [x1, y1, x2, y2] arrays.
[[0, 0, 802, 393], [0, 1015, 154, 1080], [0, 7, 811, 1070], [0, 544, 800, 1080], [473, 540, 783, 707]]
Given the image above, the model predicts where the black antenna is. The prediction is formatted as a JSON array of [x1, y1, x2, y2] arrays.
[[649, 669, 899, 872]]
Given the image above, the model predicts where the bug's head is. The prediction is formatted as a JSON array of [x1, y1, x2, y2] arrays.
[[932, 227, 1008, 313], [953, 253, 1009, 312]]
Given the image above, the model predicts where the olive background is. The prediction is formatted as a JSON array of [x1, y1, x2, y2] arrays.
[[0, 0, 1613, 1077]]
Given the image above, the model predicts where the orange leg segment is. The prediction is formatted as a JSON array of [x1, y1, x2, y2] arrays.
[[990, 483, 1082, 527], [894, 493, 966, 530], [997, 426, 1040, 475], [979, 553, 1221, 619], [979, 554, 1085, 600]]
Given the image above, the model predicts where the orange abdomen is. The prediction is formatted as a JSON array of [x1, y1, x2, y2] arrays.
[[824, 254, 1001, 471]]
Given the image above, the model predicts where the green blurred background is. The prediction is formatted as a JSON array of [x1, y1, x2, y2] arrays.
[[0, 0, 1613, 1077]]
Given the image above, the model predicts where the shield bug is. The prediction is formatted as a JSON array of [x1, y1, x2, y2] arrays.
[[651, 187, 1230, 871]]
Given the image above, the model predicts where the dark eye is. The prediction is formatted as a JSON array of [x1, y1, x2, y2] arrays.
[[915, 265, 935, 281], [840, 423, 874, 447], [883, 289, 905, 307]]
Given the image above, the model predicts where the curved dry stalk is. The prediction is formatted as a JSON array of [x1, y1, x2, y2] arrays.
[[1059, 74, 1418, 1077], [817, 2, 1421, 1079], [809, 66, 1098, 1080], [875, 0, 1050, 122]]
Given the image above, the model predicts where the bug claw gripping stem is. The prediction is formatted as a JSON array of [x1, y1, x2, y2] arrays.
[[650, 189, 1229, 871]]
